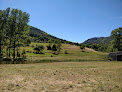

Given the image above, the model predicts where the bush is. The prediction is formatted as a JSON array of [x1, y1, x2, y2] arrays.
[[22, 49, 26, 60], [65, 50, 68, 54], [22, 49, 26, 54], [80, 45, 85, 51], [47, 44, 52, 50], [34, 45, 44, 51], [52, 45, 57, 51]]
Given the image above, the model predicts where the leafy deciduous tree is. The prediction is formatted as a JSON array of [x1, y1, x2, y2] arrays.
[[111, 27, 122, 51]]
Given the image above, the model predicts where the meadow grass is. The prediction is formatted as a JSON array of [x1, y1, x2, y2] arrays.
[[0, 61, 122, 92], [1, 42, 110, 64], [19, 42, 109, 63], [0, 43, 121, 91]]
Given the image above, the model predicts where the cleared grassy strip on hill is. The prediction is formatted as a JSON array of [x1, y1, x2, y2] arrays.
[[0, 61, 122, 92], [21, 43, 109, 63], [1, 42, 110, 64]]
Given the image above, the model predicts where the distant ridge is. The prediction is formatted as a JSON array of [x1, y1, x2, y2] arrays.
[[83, 37, 113, 46], [29, 26, 113, 46], [29, 26, 74, 44]]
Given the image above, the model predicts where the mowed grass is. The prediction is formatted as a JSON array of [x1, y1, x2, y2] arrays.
[[20, 42, 109, 62], [0, 61, 122, 92]]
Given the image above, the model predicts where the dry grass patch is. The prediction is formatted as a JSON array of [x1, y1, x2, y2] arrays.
[[0, 61, 122, 92], [62, 44, 81, 51], [84, 47, 97, 52]]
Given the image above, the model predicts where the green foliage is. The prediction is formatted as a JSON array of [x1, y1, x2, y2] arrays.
[[22, 49, 26, 54], [52, 44, 57, 54], [46, 44, 52, 50], [98, 46, 108, 52], [65, 50, 68, 54], [111, 27, 122, 51], [8, 8, 30, 62], [80, 44, 85, 51], [82, 36, 114, 52], [57, 41, 62, 54], [34, 45, 44, 52], [17, 51, 20, 57], [83, 37, 113, 46], [52, 45, 57, 52], [22, 49, 26, 60], [29, 26, 80, 45], [86, 44, 109, 52], [23, 37, 31, 46], [0, 8, 10, 58], [0, 8, 30, 62]]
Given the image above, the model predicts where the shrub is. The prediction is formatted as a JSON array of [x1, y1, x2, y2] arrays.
[[47, 44, 52, 50], [22, 49, 26, 54], [52, 45, 57, 52], [80, 45, 85, 51], [22, 49, 26, 60], [34, 45, 44, 51], [65, 50, 68, 54]]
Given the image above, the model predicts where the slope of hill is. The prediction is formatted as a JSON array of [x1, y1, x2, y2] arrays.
[[83, 37, 113, 46], [29, 26, 113, 46], [29, 26, 73, 44]]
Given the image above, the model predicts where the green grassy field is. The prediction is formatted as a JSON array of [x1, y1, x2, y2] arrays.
[[19, 42, 109, 63], [0, 61, 122, 92]]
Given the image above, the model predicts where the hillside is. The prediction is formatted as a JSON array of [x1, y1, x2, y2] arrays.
[[83, 37, 113, 46], [18, 42, 110, 62], [29, 26, 113, 46], [29, 26, 72, 44]]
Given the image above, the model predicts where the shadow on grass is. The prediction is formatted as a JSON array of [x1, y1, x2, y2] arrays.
[[0, 58, 117, 64]]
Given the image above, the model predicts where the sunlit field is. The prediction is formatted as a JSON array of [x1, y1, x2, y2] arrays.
[[0, 61, 122, 92], [21, 42, 109, 63], [1, 1, 122, 92], [1, 43, 121, 92]]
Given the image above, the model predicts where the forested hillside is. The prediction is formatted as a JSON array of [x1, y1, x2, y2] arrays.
[[83, 37, 113, 46], [29, 26, 75, 44]]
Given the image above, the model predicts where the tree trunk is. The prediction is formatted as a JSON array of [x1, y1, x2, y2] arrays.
[[9, 48, 10, 57], [13, 41, 16, 64], [0, 40, 2, 58], [8, 39, 11, 57], [6, 46, 8, 57], [17, 41, 19, 57]]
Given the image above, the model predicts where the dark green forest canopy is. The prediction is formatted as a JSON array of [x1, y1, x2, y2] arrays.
[[83, 27, 122, 52], [83, 37, 113, 46], [29, 26, 78, 45]]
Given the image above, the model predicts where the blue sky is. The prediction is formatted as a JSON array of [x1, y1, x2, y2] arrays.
[[0, 0, 122, 43]]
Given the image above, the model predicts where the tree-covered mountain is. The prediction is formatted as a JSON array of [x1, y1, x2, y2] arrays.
[[29, 26, 75, 44], [83, 37, 113, 46], [29, 26, 113, 47]]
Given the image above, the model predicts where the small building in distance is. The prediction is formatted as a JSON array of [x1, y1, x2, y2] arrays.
[[109, 51, 122, 61]]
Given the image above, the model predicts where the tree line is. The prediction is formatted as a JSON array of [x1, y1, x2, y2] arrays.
[[80, 27, 122, 52], [0, 8, 30, 63], [29, 26, 82, 45]]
